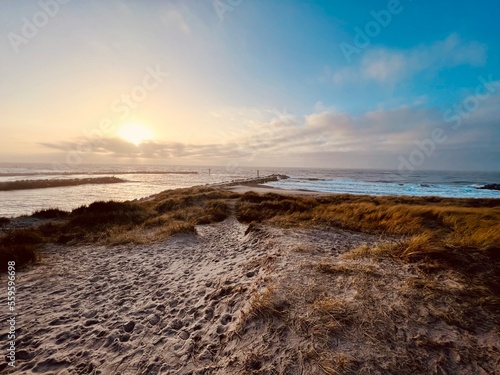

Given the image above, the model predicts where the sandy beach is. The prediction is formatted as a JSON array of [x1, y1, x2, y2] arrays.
[[224, 184, 331, 196], [1, 179, 499, 374], [2, 218, 375, 374]]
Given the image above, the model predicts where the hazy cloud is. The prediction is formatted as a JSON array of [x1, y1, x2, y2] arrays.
[[40, 91, 500, 169], [330, 34, 487, 85]]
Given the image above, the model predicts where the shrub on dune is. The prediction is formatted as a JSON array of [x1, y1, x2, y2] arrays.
[[0, 217, 11, 227], [69, 201, 151, 228], [195, 200, 232, 224], [0, 229, 44, 271], [31, 208, 69, 219]]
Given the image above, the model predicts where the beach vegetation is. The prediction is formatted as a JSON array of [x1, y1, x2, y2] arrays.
[[0, 187, 240, 269], [0, 217, 11, 226], [0, 229, 43, 271], [31, 208, 70, 219], [236, 191, 500, 320]]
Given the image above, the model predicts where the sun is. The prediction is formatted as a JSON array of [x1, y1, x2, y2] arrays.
[[117, 123, 154, 146]]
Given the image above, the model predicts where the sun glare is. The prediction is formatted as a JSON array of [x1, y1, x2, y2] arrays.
[[117, 123, 154, 146]]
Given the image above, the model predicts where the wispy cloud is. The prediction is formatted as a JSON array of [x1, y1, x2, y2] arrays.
[[40, 90, 500, 168], [329, 34, 487, 85]]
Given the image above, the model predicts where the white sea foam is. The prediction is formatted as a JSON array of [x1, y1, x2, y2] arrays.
[[264, 178, 500, 199]]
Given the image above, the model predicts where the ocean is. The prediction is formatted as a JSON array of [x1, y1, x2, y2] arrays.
[[0, 163, 499, 217], [263, 169, 500, 199]]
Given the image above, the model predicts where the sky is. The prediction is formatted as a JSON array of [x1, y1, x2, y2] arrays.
[[1, 0, 499, 171]]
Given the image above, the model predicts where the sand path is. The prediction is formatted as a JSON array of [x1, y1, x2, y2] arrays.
[[1, 217, 377, 374]]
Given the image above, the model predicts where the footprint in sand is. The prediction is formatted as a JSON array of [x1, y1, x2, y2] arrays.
[[179, 330, 190, 340], [32, 358, 71, 373], [83, 310, 97, 319], [84, 319, 99, 327], [204, 308, 214, 320], [220, 314, 232, 325], [123, 321, 135, 333], [170, 319, 184, 330], [148, 314, 160, 325]]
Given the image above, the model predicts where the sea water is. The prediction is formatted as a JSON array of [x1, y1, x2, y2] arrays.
[[263, 169, 500, 199], [0, 163, 499, 217]]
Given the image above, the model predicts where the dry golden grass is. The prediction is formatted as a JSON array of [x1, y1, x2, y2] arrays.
[[4, 187, 499, 286], [231, 191, 499, 374], [1, 186, 238, 269], [3, 187, 500, 329], [235, 252, 499, 374], [243, 286, 290, 321], [236, 192, 500, 303], [63, 189, 235, 245], [236, 192, 500, 248]]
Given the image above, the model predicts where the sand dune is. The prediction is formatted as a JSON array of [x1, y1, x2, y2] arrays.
[[1, 212, 498, 374], [1, 217, 376, 374]]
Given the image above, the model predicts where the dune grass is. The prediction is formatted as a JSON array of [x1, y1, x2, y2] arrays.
[[45, 187, 238, 245], [31, 208, 70, 219], [2, 187, 499, 291], [235, 191, 500, 251], [235, 192, 499, 374], [236, 191, 500, 319], [0, 187, 238, 269], [0, 229, 43, 272], [237, 253, 499, 374], [0, 217, 11, 227]]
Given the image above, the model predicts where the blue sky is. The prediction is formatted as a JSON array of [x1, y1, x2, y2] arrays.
[[0, 0, 499, 170]]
